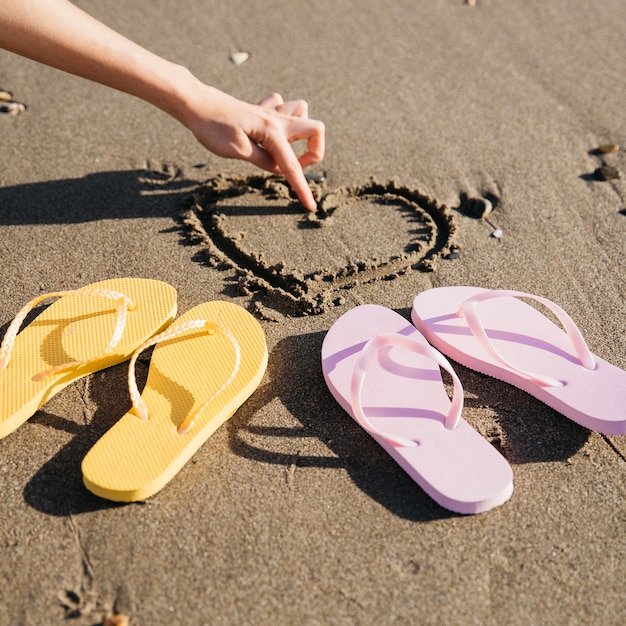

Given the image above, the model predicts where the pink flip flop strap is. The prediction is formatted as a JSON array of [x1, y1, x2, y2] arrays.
[[127, 318, 241, 435], [350, 333, 464, 448], [0, 287, 136, 380], [456, 289, 596, 387]]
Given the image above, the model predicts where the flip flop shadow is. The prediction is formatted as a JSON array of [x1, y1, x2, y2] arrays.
[[226, 329, 452, 521], [22, 359, 151, 516]]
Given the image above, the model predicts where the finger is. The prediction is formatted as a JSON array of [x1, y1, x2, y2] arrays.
[[259, 133, 317, 211], [275, 98, 309, 118], [248, 146, 315, 211], [254, 129, 317, 211], [256, 92, 284, 109], [298, 121, 326, 168], [282, 118, 325, 167]]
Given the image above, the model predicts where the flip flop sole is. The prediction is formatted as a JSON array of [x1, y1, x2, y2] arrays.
[[322, 304, 513, 514], [412, 286, 626, 434], [82, 301, 268, 502], [0, 278, 177, 439]]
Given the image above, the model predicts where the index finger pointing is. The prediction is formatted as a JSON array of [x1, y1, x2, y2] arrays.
[[263, 133, 317, 211]]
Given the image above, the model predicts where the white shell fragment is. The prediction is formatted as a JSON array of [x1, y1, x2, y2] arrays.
[[230, 52, 250, 66], [491, 228, 503, 239], [305, 172, 327, 183]]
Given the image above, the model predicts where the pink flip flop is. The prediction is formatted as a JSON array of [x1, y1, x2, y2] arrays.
[[321, 304, 513, 515], [411, 286, 626, 435]]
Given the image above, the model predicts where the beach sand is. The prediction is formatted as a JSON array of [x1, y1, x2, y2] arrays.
[[1, 0, 625, 624]]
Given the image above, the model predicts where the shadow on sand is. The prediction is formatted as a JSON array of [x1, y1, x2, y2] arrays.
[[22, 359, 151, 516], [0, 168, 197, 225]]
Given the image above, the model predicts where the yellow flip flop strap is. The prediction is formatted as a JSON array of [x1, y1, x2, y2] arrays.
[[0, 288, 136, 380], [127, 319, 242, 435]]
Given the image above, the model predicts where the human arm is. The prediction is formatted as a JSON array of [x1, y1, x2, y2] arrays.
[[0, 0, 324, 210]]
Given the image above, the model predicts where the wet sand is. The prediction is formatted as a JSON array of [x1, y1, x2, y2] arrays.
[[1, 1, 625, 624]]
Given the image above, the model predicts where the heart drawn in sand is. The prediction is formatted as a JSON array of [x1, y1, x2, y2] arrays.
[[182, 175, 458, 315]]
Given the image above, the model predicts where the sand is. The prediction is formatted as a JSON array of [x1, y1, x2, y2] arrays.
[[1, 0, 625, 624]]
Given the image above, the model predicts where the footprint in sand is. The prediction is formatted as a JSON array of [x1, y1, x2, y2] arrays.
[[182, 175, 459, 315]]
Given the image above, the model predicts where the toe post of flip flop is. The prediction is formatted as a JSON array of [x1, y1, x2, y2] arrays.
[[82, 301, 268, 502], [322, 304, 514, 515], [411, 286, 626, 435], [0, 277, 178, 440]]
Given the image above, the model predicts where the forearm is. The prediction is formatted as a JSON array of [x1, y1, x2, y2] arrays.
[[0, 0, 195, 122]]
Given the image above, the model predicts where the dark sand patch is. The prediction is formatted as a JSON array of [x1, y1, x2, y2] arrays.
[[182, 175, 458, 315]]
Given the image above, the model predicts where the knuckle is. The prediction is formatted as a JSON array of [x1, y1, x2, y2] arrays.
[[295, 99, 308, 114], [260, 116, 282, 137]]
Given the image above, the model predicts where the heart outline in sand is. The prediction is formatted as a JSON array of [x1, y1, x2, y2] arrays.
[[182, 175, 458, 315]]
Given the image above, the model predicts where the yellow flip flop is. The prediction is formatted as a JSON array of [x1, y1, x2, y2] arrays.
[[82, 301, 268, 502], [0, 278, 178, 440]]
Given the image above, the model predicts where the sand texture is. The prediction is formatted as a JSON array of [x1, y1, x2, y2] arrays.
[[1, 1, 625, 624]]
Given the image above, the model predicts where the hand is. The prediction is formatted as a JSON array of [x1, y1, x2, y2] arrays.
[[184, 86, 325, 211]]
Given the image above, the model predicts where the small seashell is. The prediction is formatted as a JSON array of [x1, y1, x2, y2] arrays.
[[594, 165, 620, 181], [0, 89, 12, 102], [0, 101, 26, 115], [597, 143, 619, 154], [491, 228, 503, 238], [466, 0, 477, 5], [229, 52, 250, 66], [460, 196, 492, 219]]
